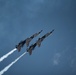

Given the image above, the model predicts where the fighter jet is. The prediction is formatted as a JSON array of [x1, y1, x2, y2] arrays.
[[27, 43, 37, 55], [25, 30, 43, 47], [16, 30, 42, 52], [27, 29, 54, 55], [36, 29, 54, 47], [16, 40, 26, 52]]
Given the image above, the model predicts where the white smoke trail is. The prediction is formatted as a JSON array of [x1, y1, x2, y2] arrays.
[[0, 48, 17, 62], [0, 52, 27, 75]]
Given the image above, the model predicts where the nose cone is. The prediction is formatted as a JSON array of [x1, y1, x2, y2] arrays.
[[52, 29, 54, 32], [50, 29, 54, 33], [40, 30, 43, 32], [39, 30, 43, 34]]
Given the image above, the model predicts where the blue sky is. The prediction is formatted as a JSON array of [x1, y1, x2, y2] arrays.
[[0, 0, 76, 75]]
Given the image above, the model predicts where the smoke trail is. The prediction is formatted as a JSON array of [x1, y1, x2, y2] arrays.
[[0, 48, 17, 62], [0, 52, 27, 75]]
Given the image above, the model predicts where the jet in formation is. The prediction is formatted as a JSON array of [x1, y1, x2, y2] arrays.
[[27, 29, 54, 55], [16, 30, 43, 52], [25, 30, 43, 47], [27, 43, 37, 55], [36, 29, 54, 47]]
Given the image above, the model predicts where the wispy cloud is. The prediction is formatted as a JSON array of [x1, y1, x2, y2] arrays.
[[70, 59, 76, 68], [53, 53, 61, 65]]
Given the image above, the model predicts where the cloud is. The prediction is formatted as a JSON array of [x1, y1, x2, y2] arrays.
[[53, 53, 61, 65], [25, 0, 45, 18], [74, 46, 76, 50], [70, 59, 76, 68]]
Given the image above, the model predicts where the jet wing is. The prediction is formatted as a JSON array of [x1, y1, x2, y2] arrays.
[[29, 49, 32, 55]]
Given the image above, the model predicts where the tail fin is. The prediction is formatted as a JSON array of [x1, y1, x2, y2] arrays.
[[25, 38, 31, 47], [26, 42, 29, 47], [27, 49, 32, 55], [16, 45, 21, 52], [37, 42, 41, 47]]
